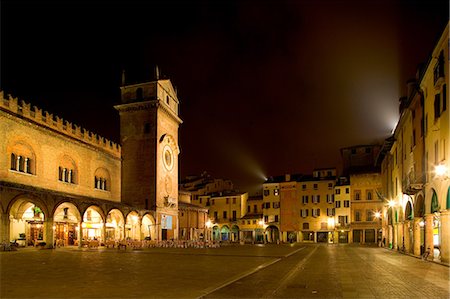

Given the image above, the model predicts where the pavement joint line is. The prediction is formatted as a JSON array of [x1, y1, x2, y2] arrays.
[[196, 257, 283, 299], [264, 245, 319, 298], [283, 246, 306, 258]]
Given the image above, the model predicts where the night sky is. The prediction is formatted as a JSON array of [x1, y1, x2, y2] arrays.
[[1, 0, 448, 194]]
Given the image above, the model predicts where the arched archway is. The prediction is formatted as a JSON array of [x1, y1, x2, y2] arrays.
[[414, 194, 425, 217], [106, 209, 125, 241], [231, 225, 239, 242], [82, 205, 104, 242], [141, 213, 156, 241], [125, 211, 140, 240], [265, 225, 280, 243], [54, 202, 81, 246], [212, 226, 220, 241], [9, 197, 47, 247], [220, 225, 230, 241]]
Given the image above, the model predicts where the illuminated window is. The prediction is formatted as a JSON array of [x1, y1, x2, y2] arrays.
[[274, 189, 279, 196]]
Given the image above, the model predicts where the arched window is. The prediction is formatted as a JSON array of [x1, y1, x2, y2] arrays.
[[58, 155, 77, 184], [10, 153, 16, 170], [94, 168, 111, 191], [9, 140, 36, 175]]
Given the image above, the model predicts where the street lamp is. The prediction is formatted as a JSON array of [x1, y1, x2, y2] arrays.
[[374, 211, 381, 219], [387, 200, 396, 208]]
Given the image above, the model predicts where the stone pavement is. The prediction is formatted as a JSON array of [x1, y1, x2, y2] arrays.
[[0, 244, 296, 298], [1, 244, 449, 298]]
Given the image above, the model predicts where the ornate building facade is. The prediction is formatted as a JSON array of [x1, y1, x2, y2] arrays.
[[0, 76, 207, 248]]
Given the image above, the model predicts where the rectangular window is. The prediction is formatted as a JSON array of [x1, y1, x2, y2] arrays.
[[274, 189, 279, 196], [265, 202, 270, 209], [264, 215, 268, 222], [313, 183, 318, 190], [344, 200, 350, 207], [312, 208, 320, 217], [312, 195, 320, 204], [354, 190, 361, 200], [435, 93, 441, 120], [226, 198, 229, 204], [303, 223, 309, 230], [355, 211, 361, 222], [338, 215, 348, 226], [232, 210, 237, 221], [274, 215, 279, 222], [200, 198, 203, 204], [214, 211, 218, 219], [367, 190, 373, 200], [326, 194, 334, 204], [302, 184, 306, 190], [273, 202, 280, 209], [301, 209, 309, 217], [247, 206, 250, 213], [233, 198, 236, 204], [253, 205, 257, 213], [212, 199, 215, 205], [335, 189, 340, 194], [335, 201, 341, 208], [302, 195, 309, 204], [435, 141, 439, 164], [345, 188, 349, 194], [327, 208, 335, 216], [328, 183, 332, 189], [366, 210, 372, 221], [263, 190, 269, 196], [223, 211, 227, 219]]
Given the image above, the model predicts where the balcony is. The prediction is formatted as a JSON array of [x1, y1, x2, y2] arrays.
[[402, 171, 424, 195]]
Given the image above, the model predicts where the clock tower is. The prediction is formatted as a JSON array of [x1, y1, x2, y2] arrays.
[[115, 74, 182, 240]]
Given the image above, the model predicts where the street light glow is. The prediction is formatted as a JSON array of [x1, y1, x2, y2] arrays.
[[388, 200, 396, 208], [435, 164, 448, 177], [374, 211, 381, 219]]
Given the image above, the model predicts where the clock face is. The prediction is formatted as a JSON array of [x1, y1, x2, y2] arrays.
[[163, 145, 174, 171]]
